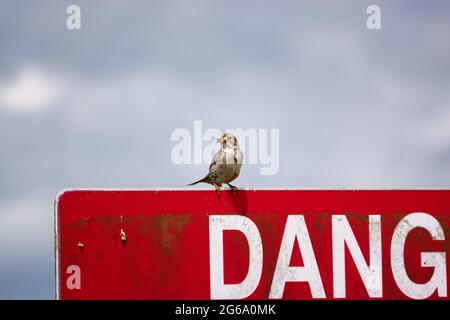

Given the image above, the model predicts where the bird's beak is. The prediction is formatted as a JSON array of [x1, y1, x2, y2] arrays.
[[217, 137, 226, 144]]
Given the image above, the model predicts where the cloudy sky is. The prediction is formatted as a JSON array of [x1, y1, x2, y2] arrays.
[[0, 0, 449, 299]]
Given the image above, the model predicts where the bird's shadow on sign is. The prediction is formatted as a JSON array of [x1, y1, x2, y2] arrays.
[[224, 190, 249, 215]]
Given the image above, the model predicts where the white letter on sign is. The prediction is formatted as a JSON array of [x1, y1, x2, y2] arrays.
[[391, 212, 447, 299], [332, 215, 382, 298], [209, 215, 263, 299], [270, 215, 325, 299]]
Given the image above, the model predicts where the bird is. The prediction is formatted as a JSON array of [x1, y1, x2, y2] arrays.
[[188, 132, 243, 195]]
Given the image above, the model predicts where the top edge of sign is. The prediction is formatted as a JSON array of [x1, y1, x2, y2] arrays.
[[56, 187, 450, 194], [54, 187, 450, 206]]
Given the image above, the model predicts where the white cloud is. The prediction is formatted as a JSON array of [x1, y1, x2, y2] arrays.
[[0, 65, 63, 114]]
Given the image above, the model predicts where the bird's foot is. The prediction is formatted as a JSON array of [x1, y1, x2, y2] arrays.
[[213, 184, 221, 197], [227, 183, 238, 194]]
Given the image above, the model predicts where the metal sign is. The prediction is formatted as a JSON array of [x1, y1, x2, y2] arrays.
[[55, 189, 449, 300]]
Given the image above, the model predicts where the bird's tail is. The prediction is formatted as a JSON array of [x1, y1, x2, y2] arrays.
[[187, 176, 209, 186]]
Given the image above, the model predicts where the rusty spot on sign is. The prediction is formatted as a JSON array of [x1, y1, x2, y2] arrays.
[[96, 215, 120, 228], [95, 214, 147, 227], [344, 212, 372, 232], [312, 212, 329, 234], [145, 214, 191, 258], [75, 219, 89, 229], [139, 214, 192, 286]]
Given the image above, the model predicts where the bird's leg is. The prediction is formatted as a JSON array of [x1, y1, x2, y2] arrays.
[[213, 184, 221, 196], [227, 183, 238, 193]]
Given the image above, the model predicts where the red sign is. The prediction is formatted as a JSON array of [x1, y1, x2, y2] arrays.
[[55, 189, 450, 300]]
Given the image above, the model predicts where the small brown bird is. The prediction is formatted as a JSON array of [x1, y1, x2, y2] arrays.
[[188, 133, 243, 195]]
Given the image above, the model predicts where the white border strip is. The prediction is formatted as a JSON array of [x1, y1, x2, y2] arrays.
[[56, 187, 450, 192], [54, 192, 60, 300]]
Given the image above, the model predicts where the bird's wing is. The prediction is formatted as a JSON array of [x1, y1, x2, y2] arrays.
[[209, 160, 216, 171], [234, 148, 244, 164], [209, 149, 223, 171]]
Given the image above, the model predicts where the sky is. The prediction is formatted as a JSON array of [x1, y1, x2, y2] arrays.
[[0, 0, 449, 299]]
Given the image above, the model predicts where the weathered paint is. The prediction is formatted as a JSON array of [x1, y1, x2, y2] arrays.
[[56, 189, 450, 300]]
